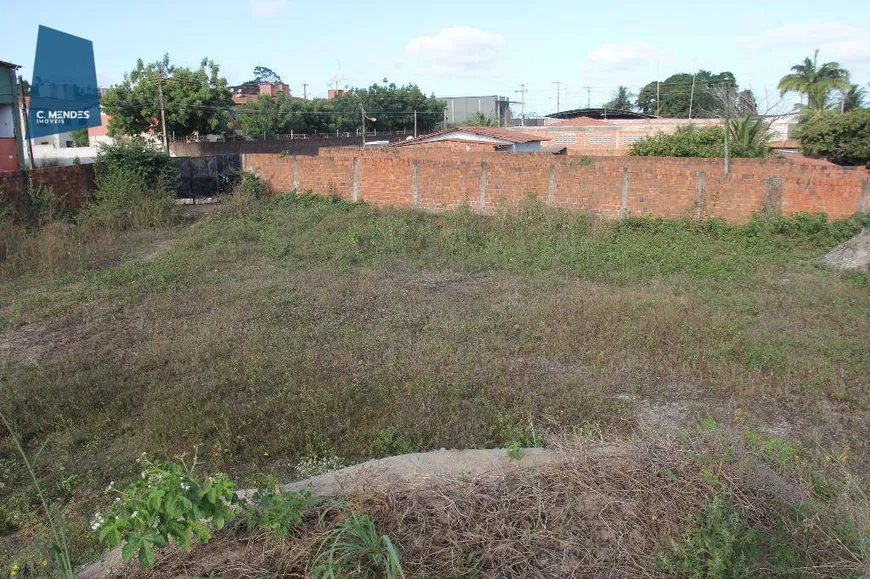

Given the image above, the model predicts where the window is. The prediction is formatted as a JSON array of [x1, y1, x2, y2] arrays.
[[621, 134, 644, 145], [554, 134, 577, 144], [589, 135, 613, 145]]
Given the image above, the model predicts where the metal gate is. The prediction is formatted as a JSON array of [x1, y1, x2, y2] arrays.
[[174, 154, 241, 198]]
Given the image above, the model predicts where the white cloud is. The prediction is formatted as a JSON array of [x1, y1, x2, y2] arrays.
[[405, 27, 505, 77], [251, 0, 286, 17], [741, 22, 870, 63], [582, 42, 664, 72]]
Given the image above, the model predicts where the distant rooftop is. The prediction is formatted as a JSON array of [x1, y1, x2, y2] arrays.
[[396, 126, 548, 147], [0, 60, 21, 70], [546, 108, 656, 120]]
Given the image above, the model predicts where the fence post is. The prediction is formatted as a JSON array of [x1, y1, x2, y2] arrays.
[[695, 170, 705, 221], [548, 164, 556, 204], [479, 162, 487, 212], [411, 160, 419, 208], [292, 155, 299, 191], [352, 157, 360, 202], [620, 167, 629, 218], [860, 179, 869, 213]]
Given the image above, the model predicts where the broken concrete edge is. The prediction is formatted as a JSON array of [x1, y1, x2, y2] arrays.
[[75, 445, 626, 578]]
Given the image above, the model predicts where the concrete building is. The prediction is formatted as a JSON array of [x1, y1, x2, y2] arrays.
[[0, 60, 25, 172], [230, 81, 291, 105], [395, 126, 548, 152], [440, 96, 512, 127]]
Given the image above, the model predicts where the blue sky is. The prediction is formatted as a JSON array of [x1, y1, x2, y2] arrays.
[[2, 0, 868, 115]]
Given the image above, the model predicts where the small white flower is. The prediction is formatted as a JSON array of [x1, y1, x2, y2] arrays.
[[114, 497, 120, 503], [181, 482, 190, 491], [90, 512, 105, 531]]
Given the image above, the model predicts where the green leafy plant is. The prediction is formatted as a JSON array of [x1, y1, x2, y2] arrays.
[[95, 452, 238, 567], [246, 476, 321, 538], [657, 495, 761, 578], [71, 128, 90, 148], [796, 108, 870, 165], [372, 427, 422, 457], [235, 170, 269, 199], [0, 413, 74, 578], [506, 441, 524, 460], [727, 113, 771, 158], [310, 511, 405, 578]]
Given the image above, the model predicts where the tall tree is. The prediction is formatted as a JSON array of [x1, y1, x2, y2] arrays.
[[604, 86, 635, 111], [840, 84, 867, 112], [636, 71, 737, 117], [253, 66, 282, 85], [777, 50, 850, 111], [234, 80, 446, 137], [101, 54, 233, 140]]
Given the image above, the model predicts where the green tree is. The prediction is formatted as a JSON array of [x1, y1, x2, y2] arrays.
[[840, 84, 867, 112], [235, 93, 284, 139], [735, 89, 758, 115], [253, 65, 282, 85], [636, 71, 737, 117], [71, 128, 89, 147], [777, 50, 850, 112], [604, 86, 635, 111], [797, 108, 870, 165], [464, 112, 499, 126], [234, 79, 446, 137], [101, 54, 233, 140]]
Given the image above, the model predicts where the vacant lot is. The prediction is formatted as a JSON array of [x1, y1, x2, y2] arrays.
[[2, 194, 868, 575]]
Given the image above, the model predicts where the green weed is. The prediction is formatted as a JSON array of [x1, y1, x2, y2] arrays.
[[310, 511, 405, 578], [657, 495, 761, 578]]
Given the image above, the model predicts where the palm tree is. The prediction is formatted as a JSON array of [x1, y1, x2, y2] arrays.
[[604, 86, 635, 111], [778, 49, 850, 111], [840, 84, 867, 112]]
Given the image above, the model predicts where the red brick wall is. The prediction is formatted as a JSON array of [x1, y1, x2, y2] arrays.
[[400, 140, 496, 153], [0, 164, 94, 209], [243, 150, 869, 223]]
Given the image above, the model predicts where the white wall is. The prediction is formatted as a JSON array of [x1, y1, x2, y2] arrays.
[[29, 144, 100, 167]]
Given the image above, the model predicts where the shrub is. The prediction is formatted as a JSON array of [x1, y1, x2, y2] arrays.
[[95, 454, 238, 567], [94, 138, 177, 194], [796, 109, 870, 166], [81, 140, 180, 232], [235, 170, 269, 199], [629, 123, 769, 158]]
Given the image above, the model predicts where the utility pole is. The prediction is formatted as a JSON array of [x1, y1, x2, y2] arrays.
[[17, 75, 34, 170], [360, 105, 376, 146], [688, 71, 697, 119], [303, 83, 308, 99], [584, 86, 592, 108], [722, 84, 732, 174], [656, 61, 661, 117], [156, 75, 168, 151], [552, 81, 561, 113], [515, 84, 527, 126], [413, 110, 417, 137]]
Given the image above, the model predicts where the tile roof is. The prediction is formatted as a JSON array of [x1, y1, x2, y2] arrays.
[[552, 116, 614, 127], [396, 126, 549, 147]]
